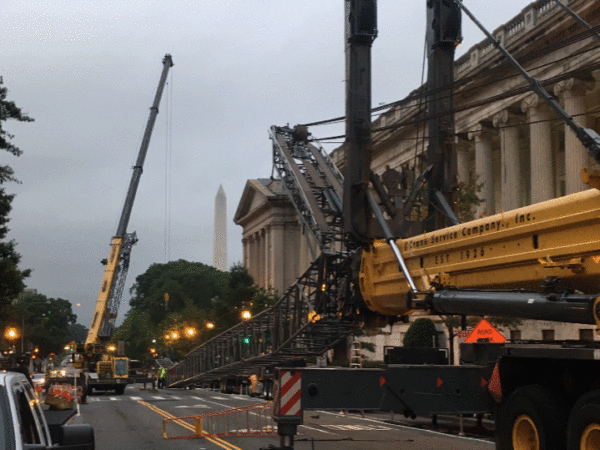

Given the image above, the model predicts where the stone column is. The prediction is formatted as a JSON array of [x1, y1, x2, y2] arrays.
[[521, 94, 554, 204], [259, 229, 266, 288], [554, 78, 594, 194], [468, 123, 495, 216], [493, 110, 523, 211], [272, 223, 285, 295], [242, 237, 248, 269], [456, 136, 470, 185], [248, 234, 257, 281], [264, 225, 272, 289]]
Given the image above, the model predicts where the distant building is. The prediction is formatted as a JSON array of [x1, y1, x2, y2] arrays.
[[233, 179, 315, 295], [213, 185, 227, 272]]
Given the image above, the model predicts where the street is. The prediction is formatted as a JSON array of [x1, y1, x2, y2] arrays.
[[66, 383, 495, 450]]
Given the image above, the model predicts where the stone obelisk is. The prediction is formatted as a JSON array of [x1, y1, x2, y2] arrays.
[[213, 184, 227, 271]]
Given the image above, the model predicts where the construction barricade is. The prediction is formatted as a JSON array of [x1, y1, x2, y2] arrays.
[[163, 401, 277, 439]]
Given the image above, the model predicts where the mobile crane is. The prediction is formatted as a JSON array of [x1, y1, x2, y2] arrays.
[[52, 54, 173, 396], [267, 2, 600, 450]]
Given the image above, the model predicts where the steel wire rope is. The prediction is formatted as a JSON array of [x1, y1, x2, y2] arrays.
[[412, 29, 429, 174], [363, 40, 600, 131], [312, 59, 600, 143], [299, 25, 600, 131], [164, 67, 173, 263], [316, 107, 600, 146]]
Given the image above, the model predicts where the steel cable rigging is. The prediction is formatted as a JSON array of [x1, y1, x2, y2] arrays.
[[300, 24, 600, 141]]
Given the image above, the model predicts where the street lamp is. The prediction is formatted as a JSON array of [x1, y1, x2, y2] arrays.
[[241, 310, 252, 321], [206, 322, 215, 330], [185, 327, 197, 338]]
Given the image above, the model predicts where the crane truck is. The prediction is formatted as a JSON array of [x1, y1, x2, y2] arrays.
[[267, 2, 600, 450], [47, 54, 173, 397]]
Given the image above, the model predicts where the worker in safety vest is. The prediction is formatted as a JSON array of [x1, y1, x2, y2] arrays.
[[157, 367, 167, 388]]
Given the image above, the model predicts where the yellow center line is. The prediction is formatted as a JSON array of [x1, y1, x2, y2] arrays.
[[137, 400, 244, 450]]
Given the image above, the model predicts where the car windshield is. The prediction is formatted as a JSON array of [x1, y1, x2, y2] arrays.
[[0, 385, 15, 450]]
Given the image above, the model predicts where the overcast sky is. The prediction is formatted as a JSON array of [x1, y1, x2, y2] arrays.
[[2, 1, 531, 328]]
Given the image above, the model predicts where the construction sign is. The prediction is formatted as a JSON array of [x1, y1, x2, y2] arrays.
[[465, 319, 506, 343]]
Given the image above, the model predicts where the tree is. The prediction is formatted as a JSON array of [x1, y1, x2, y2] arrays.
[[129, 259, 229, 324], [68, 323, 88, 342], [403, 318, 437, 348], [456, 170, 484, 222], [6, 293, 77, 356], [213, 264, 257, 330], [0, 77, 33, 315], [112, 309, 155, 362]]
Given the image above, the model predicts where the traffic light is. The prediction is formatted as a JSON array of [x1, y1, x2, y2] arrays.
[[243, 336, 250, 344]]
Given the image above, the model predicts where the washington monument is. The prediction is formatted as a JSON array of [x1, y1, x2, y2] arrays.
[[213, 184, 227, 271]]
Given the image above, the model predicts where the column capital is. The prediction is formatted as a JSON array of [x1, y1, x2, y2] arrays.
[[520, 94, 553, 116], [553, 77, 595, 98], [468, 122, 494, 141], [492, 109, 522, 128]]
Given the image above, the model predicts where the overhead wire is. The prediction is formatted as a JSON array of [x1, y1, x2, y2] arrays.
[[300, 24, 600, 136], [313, 57, 600, 143]]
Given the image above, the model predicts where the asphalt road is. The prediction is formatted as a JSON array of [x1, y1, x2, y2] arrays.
[[65, 384, 495, 450]]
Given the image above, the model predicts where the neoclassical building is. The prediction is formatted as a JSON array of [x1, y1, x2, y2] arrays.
[[235, 0, 600, 351], [340, 0, 600, 218], [234, 179, 315, 296]]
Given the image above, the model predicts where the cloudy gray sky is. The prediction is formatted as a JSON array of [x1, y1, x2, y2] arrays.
[[2, 1, 530, 327]]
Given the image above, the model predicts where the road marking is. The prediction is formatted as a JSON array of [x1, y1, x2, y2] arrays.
[[210, 396, 229, 400], [130, 396, 142, 400], [322, 424, 392, 431], [299, 424, 339, 435], [137, 400, 242, 450], [109, 397, 119, 401], [173, 404, 210, 409], [169, 396, 181, 400], [152, 396, 165, 400], [317, 410, 494, 445]]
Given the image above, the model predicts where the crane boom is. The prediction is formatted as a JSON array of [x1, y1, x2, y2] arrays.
[[85, 54, 174, 347]]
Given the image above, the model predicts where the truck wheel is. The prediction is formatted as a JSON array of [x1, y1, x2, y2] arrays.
[[496, 384, 566, 450], [566, 390, 600, 450], [115, 385, 126, 395]]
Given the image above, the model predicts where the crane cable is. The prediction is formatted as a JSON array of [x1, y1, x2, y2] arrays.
[[164, 67, 173, 263]]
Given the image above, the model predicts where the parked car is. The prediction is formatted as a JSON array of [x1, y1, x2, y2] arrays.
[[0, 371, 94, 449]]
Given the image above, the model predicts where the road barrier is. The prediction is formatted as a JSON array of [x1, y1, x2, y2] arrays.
[[163, 401, 277, 439]]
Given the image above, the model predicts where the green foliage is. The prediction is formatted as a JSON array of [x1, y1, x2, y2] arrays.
[[4, 293, 77, 356], [68, 323, 88, 342], [0, 77, 33, 315], [112, 309, 155, 363], [360, 342, 375, 353], [119, 261, 278, 361], [0, 77, 34, 184], [456, 170, 484, 222], [403, 318, 437, 348], [213, 264, 258, 330], [129, 259, 229, 324]]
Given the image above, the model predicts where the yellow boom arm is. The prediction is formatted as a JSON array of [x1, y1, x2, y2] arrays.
[[360, 188, 600, 317], [85, 237, 123, 346]]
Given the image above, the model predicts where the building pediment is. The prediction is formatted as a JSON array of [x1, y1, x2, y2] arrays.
[[234, 179, 288, 225]]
